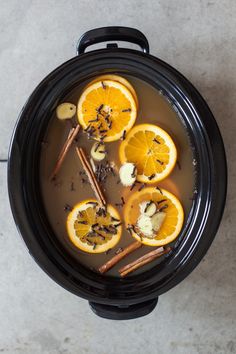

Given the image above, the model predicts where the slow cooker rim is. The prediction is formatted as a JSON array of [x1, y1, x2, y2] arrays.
[[8, 47, 227, 305]]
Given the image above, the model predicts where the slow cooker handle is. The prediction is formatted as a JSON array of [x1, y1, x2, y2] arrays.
[[89, 298, 158, 320], [77, 26, 149, 55]]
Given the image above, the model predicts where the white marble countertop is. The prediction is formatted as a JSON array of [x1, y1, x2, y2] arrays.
[[0, 1, 235, 353]]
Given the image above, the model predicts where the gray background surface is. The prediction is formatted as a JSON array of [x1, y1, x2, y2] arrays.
[[0, 1, 235, 353]]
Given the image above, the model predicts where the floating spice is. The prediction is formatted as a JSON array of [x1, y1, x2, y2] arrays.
[[97, 104, 104, 113], [130, 182, 136, 191], [156, 186, 163, 194], [81, 177, 88, 184], [127, 224, 135, 234], [77, 220, 88, 225], [88, 117, 99, 123], [100, 226, 117, 235], [122, 108, 131, 112], [98, 241, 142, 274], [87, 231, 97, 238], [156, 159, 164, 165], [148, 173, 155, 180], [41, 140, 49, 148], [144, 200, 153, 213], [153, 138, 160, 144], [50, 125, 80, 180], [86, 201, 98, 206], [138, 234, 143, 241], [115, 197, 125, 208], [76, 147, 106, 206], [121, 130, 126, 140], [189, 196, 196, 201], [64, 204, 72, 212], [119, 247, 171, 277], [159, 204, 168, 212], [96, 233, 106, 240], [105, 114, 110, 124], [138, 183, 146, 191], [101, 81, 106, 89], [157, 199, 167, 204], [131, 166, 137, 178], [70, 182, 75, 191], [84, 124, 91, 132], [95, 142, 102, 152], [111, 216, 120, 222]]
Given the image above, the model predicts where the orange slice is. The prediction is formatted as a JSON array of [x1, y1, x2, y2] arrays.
[[67, 199, 122, 253], [119, 124, 177, 183], [86, 74, 139, 108], [124, 187, 184, 246], [77, 80, 137, 142]]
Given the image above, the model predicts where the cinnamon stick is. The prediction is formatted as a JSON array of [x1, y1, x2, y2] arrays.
[[119, 247, 171, 277], [50, 124, 80, 180], [98, 241, 142, 274], [76, 147, 106, 206]]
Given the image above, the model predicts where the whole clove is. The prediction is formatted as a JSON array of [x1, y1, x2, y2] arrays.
[[88, 117, 99, 123], [111, 216, 120, 222], [77, 220, 88, 225], [159, 204, 168, 212], [131, 166, 137, 178], [156, 159, 164, 165], [156, 186, 163, 194], [121, 130, 126, 140], [64, 204, 72, 212], [130, 182, 136, 191], [122, 108, 131, 112], [97, 104, 104, 113], [86, 201, 98, 206], [153, 138, 160, 144], [157, 199, 167, 204], [148, 173, 155, 180], [138, 183, 146, 191]]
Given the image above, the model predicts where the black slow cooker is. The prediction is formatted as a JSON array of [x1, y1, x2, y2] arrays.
[[8, 27, 227, 320]]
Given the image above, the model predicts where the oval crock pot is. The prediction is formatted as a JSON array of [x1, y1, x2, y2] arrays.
[[8, 27, 227, 320]]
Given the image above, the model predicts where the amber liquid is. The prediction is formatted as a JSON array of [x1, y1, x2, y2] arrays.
[[40, 76, 195, 277]]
